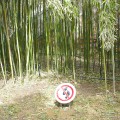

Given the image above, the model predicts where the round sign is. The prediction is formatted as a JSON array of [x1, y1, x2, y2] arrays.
[[55, 83, 76, 104]]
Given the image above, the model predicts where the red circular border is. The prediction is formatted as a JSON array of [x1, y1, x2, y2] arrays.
[[56, 85, 74, 101]]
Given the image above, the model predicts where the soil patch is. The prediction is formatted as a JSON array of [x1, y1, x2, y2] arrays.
[[0, 71, 120, 120]]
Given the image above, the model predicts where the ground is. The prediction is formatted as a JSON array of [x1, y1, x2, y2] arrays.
[[0, 71, 120, 120]]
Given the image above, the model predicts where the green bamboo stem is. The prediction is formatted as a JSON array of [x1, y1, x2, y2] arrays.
[[2, 4, 14, 78], [0, 58, 6, 84], [15, 12, 22, 77], [54, 17, 58, 72], [112, 46, 116, 95], [71, 18, 75, 79], [102, 40, 108, 96], [1, 32, 7, 81]]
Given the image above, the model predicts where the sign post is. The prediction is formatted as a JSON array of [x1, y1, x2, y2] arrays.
[[55, 83, 76, 105]]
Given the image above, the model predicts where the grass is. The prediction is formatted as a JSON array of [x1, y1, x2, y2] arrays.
[[0, 93, 119, 120], [0, 72, 120, 120]]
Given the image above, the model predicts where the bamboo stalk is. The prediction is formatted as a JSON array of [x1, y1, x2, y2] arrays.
[[2, 2, 14, 78], [102, 40, 108, 96], [112, 46, 116, 95]]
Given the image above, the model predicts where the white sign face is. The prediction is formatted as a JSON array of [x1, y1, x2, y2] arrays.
[[55, 83, 76, 104]]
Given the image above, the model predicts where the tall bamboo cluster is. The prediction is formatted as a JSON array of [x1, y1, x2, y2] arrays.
[[0, 0, 120, 83], [93, 0, 119, 95], [0, 0, 42, 82]]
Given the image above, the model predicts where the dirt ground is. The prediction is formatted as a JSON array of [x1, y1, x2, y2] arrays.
[[0, 71, 120, 120]]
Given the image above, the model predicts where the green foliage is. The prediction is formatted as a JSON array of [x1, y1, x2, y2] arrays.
[[93, 0, 117, 51], [92, 0, 118, 95], [47, 0, 78, 20], [0, 0, 119, 93]]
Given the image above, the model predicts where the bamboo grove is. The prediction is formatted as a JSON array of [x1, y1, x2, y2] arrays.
[[0, 0, 120, 86]]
